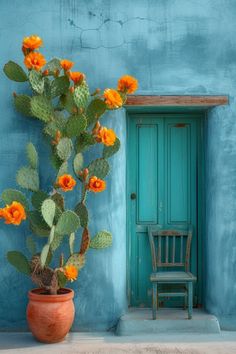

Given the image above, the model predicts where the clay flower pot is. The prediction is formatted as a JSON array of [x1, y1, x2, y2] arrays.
[[27, 288, 75, 343]]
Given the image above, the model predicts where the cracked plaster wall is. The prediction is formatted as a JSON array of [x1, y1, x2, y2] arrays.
[[0, 0, 236, 330]]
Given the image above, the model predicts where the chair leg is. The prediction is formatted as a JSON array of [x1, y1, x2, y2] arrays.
[[184, 293, 187, 310], [187, 282, 193, 319], [152, 283, 157, 320]]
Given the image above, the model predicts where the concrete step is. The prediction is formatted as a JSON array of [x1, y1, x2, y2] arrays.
[[116, 308, 220, 336]]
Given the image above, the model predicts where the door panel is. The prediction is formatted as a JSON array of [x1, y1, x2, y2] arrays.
[[128, 114, 200, 308], [137, 124, 158, 224]]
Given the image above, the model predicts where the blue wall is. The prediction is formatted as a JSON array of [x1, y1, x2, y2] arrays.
[[0, 0, 236, 330]]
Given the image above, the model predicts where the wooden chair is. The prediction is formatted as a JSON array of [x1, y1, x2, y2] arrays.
[[148, 225, 197, 320]]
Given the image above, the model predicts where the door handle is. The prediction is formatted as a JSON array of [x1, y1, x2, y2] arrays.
[[130, 193, 136, 200]]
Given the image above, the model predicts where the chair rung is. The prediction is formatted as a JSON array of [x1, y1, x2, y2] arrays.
[[158, 292, 187, 297]]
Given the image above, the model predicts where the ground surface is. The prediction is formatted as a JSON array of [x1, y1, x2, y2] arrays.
[[0, 332, 236, 353]]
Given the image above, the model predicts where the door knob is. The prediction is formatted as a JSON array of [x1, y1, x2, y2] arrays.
[[130, 193, 136, 200]]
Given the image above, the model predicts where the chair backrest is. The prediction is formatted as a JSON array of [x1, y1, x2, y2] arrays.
[[148, 225, 193, 272]]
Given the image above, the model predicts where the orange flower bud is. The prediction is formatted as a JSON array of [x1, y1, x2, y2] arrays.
[[87, 176, 106, 193], [54, 69, 60, 77], [70, 86, 75, 93], [83, 168, 89, 180], [92, 121, 101, 136], [42, 69, 49, 76], [57, 174, 76, 192]]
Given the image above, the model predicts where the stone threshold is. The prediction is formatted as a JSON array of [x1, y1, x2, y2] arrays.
[[116, 308, 220, 336]]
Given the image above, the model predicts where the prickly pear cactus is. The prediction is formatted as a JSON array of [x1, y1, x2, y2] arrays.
[[2, 34, 137, 293]]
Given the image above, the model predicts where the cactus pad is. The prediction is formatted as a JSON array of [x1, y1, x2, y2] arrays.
[[51, 76, 70, 98], [41, 199, 56, 227], [2, 189, 29, 210], [75, 203, 88, 228], [31, 95, 53, 122], [3, 61, 28, 82], [55, 210, 80, 235], [73, 81, 90, 109], [51, 192, 65, 211], [56, 137, 73, 161], [103, 137, 120, 159], [40, 244, 50, 268], [90, 230, 112, 249], [14, 95, 32, 117], [31, 190, 48, 210], [29, 70, 44, 94], [44, 58, 61, 75], [65, 114, 87, 138], [29, 210, 51, 237], [73, 153, 83, 176], [26, 142, 38, 169], [60, 91, 76, 114], [69, 232, 75, 255], [86, 98, 106, 126], [50, 232, 64, 251], [44, 113, 66, 138], [79, 227, 90, 254], [88, 158, 110, 179], [66, 252, 85, 270], [16, 166, 39, 191], [76, 132, 96, 153], [7, 251, 31, 274], [57, 161, 68, 178], [57, 270, 67, 288]]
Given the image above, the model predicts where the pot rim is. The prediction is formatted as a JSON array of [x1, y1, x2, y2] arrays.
[[28, 288, 74, 302]]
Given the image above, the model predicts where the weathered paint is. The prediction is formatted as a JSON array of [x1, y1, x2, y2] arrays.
[[0, 0, 236, 330]]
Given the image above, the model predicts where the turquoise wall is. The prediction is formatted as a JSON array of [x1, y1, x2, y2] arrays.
[[0, 0, 236, 330]]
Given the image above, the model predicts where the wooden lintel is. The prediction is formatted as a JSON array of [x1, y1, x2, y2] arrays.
[[125, 95, 228, 107]]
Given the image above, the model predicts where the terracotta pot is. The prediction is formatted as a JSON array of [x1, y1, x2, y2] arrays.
[[27, 288, 75, 343]]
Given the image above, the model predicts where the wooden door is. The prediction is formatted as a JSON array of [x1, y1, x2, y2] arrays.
[[127, 113, 201, 307]]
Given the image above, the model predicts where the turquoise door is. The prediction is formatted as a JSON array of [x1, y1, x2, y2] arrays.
[[127, 114, 202, 308]]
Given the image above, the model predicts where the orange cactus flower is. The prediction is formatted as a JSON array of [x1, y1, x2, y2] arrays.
[[22, 35, 43, 51], [117, 75, 138, 94], [60, 59, 74, 71], [57, 174, 76, 192], [24, 52, 46, 71], [88, 176, 106, 193], [64, 265, 78, 282], [3, 201, 26, 226], [69, 71, 84, 85], [104, 89, 123, 109], [97, 127, 116, 146]]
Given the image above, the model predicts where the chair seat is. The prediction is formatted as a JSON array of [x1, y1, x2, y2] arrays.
[[150, 271, 197, 282]]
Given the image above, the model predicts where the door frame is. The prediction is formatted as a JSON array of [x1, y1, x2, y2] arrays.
[[126, 110, 206, 308]]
